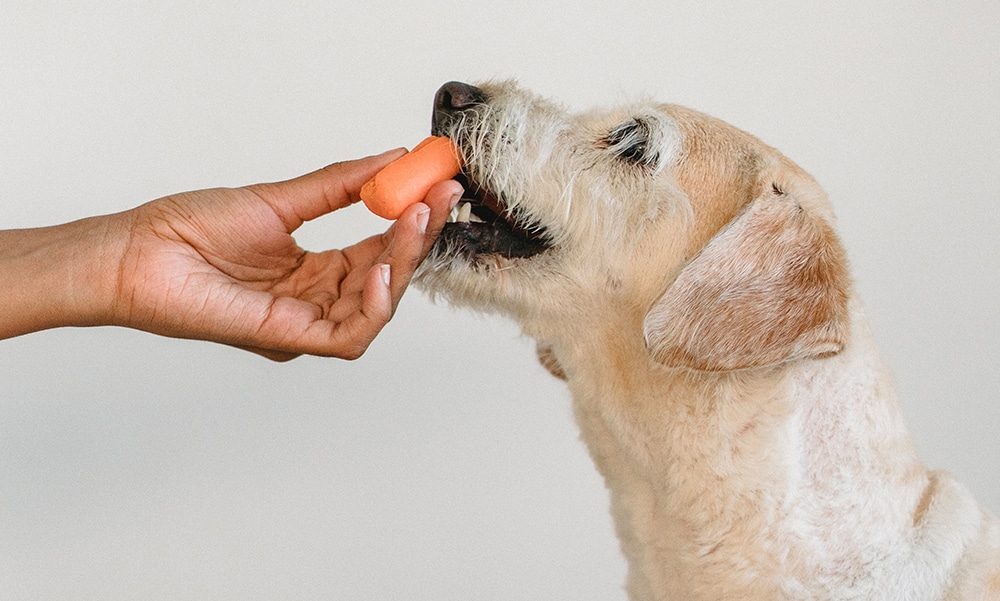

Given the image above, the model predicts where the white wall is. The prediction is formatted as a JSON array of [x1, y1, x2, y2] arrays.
[[1, 2, 997, 599]]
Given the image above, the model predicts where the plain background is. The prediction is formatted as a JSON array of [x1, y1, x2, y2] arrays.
[[1, 2, 997, 599]]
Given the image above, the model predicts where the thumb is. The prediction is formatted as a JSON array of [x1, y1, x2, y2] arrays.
[[251, 148, 407, 230]]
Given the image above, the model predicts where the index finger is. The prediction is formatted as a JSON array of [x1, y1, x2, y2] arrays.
[[252, 148, 407, 230]]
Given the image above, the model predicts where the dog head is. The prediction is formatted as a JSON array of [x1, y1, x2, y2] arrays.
[[417, 80, 851, 373]]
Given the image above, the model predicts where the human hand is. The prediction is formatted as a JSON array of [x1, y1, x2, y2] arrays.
[[75, 151, 459, 360]]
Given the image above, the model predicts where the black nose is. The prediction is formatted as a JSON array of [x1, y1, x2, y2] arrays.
[[432, 81, 486, 133], [436, 81, 486, 111]]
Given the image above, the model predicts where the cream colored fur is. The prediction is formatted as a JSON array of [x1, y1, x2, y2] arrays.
[[417, 80, 1000, 600]]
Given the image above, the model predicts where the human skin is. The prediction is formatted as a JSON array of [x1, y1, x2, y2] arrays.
[[0, 149, 463, 361]]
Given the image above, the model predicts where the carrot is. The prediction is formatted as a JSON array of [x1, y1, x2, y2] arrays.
[[360, 136, 463, 220]]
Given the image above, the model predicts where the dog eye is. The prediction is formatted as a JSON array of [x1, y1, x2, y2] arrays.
[[603, 119, 658, 167]]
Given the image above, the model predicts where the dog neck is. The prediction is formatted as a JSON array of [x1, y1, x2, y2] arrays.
[[537, 295, 979, 599]]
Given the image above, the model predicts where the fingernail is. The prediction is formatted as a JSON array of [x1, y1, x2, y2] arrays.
[[416, 207, 430, 234], [449, 192, 462, 210], [376, 147, 407, 158], [380, 264, 391, 287]]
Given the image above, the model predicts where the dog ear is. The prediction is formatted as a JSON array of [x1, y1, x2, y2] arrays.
[[643, 188, 851, 372]]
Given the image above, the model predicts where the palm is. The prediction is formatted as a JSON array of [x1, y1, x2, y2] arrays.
[[109, 155, 459, 359]]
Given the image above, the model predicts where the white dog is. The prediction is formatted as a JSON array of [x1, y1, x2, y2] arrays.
[[415, 80, 1000, 600]]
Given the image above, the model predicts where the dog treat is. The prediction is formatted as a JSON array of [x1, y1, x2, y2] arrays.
[[360, 136, 463, 220]]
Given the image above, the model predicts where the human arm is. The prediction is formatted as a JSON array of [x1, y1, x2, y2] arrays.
[[0, 150, 462, 360]]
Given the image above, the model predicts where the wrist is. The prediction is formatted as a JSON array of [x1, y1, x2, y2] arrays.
[[0, 213, 130, 339]]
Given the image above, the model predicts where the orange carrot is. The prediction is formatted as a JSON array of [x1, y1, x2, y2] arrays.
[[360, 136, 463, 220]]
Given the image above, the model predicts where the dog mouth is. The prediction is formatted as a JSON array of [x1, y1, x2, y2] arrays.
[[438, 172, 551, 261], [430, 81, 551, 262]]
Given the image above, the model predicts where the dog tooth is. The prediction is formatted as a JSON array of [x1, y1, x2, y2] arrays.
[[457, 202, 472, 223], [447, 206, 458, 223]]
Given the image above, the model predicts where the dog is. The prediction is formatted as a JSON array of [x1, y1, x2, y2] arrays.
[[414, 80, 1000, 600]]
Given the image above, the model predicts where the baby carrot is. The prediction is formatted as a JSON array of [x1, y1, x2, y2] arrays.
[[360, 136, 463, 220]]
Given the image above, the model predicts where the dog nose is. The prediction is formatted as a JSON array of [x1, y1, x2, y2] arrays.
[[436, 81, 486, 112], [433, 81, 486, 133]]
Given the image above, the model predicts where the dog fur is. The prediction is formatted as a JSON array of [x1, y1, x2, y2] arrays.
[[416, 80, 1000, 600]]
